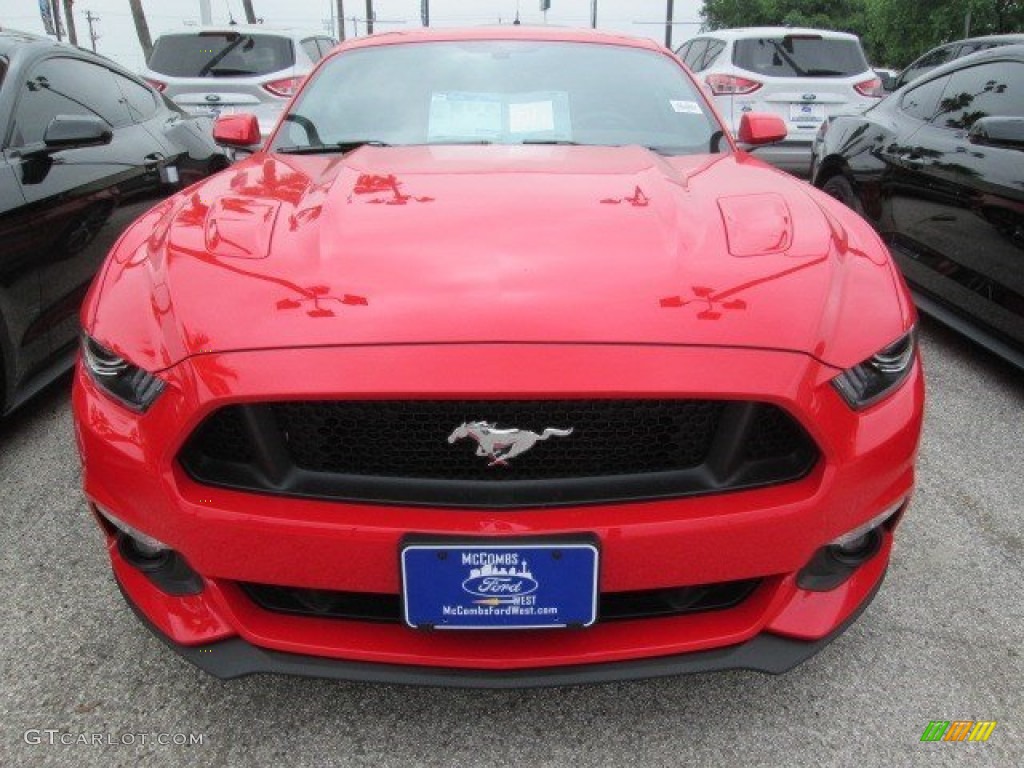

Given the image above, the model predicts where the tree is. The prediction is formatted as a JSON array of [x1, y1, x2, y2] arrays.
[[701, 0, 868, 34], [128, 0, 152, 60], [866, 0, 1024, 67]]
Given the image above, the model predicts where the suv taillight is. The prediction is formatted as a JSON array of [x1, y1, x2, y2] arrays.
[[144, 78, 166, 92], [263, 76, 304, 98], [854, 77, 884, 98], [705, 74, 763, 95]]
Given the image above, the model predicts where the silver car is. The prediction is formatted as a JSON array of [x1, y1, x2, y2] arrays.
[[141, 26, 336, 137]]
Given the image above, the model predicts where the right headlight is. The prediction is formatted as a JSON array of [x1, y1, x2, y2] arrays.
[[81, 335, 165, 412], [832, 329, 916, 410]]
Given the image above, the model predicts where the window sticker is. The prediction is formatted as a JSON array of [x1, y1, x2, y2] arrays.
[[509, 100, 555, 133], [670, 100, 703, 114], [428, 92, 503, 140], [428, 91, 572, 141]]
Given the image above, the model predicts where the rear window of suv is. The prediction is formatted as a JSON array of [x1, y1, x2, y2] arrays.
[[733, 35, 869, 78], [148, 32, 295, 77]]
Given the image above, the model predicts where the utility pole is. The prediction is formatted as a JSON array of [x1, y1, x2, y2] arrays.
[[63, 0, 78, 45], [199, 0, 212, 25], [337, 0, 345, 40], [365, 0, 374, 35], [421, 0, 429, 27], [964, 10, 972, 38], [591, 0, 597, 28], [241, 0, 256, 24], [665, 0, 675, 50], [85, 10, 100, 53]]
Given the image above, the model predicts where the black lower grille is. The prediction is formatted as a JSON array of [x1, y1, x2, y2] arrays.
[[179, 400, 818, 508], [239, 579, 761, 624]]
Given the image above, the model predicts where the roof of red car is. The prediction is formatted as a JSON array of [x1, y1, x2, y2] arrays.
[[333, 25, 666, 55]]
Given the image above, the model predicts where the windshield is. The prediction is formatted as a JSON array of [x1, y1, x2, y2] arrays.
[[148, 33, 295, 77], [733, 36, 869, 78], [271, 41, 724, 155]]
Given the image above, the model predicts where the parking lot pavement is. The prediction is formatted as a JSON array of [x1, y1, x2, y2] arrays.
[[0, 318, 1020, 768]]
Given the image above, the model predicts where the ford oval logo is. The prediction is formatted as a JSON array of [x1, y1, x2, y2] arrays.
[[802, 93, 817, 101], [462, 574, 539, 597], [205, 94, 222, 103]]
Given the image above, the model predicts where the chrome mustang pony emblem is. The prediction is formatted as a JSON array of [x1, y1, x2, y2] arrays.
[[447, 421, 574, 467]]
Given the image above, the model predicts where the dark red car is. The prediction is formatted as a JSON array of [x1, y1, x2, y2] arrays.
[[74, 27, 924, 686]]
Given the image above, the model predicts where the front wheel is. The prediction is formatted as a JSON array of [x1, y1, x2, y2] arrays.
[[821, 174, 864, 216]]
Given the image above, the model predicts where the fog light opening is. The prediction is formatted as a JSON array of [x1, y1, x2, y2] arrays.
[[93, 504, 169, 554], [118, 533, 172, 572], [826, 528, 882, 567]]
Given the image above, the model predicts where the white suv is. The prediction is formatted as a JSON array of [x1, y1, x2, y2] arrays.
[[142, 26, 336, 137], [677, 27, 882, 174]]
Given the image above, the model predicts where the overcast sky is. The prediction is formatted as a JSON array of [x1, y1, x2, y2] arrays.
[[1, 1, 705, 72]]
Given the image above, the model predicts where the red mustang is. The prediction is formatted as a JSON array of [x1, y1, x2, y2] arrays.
[[73, 27, 923, 686]]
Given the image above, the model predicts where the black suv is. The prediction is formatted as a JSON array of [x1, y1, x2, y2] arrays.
[[0, 30, 227, 415]]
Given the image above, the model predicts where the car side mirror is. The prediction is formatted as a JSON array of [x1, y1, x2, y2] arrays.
[[737, 113, 788, 146], [43, 115, 113, 150], [968, 116, 1024, 150], [213, 113, 261, 149], [878, 72, 895, 92]]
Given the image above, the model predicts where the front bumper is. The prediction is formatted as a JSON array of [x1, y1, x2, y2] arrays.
[[74, 343, 923, 684]]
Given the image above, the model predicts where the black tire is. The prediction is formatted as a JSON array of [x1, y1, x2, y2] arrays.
[[821, 174, 864, 216]]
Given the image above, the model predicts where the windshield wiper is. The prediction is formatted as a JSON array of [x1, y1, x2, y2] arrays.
[[275, 140, 391, 155], [767, 40, 808, 77], [198, 35, 252, 77]]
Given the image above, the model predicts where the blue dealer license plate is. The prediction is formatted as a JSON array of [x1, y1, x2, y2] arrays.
[[401, 542, 599, 629]]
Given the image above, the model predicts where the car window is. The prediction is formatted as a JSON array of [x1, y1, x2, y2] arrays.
[[0, 57, 7, 91], [932, 61, 1024, 130], [148, 32, 295, 77], [114, 72, 159, 122], [273, 41, 723, 156], [301, 39, 322, 63], [959, 42, 996, 57], [898, 45, 957, 87], [900, 75, 950, 121], [675, 42, 692, 62], [733, 35, 869, 77], [699, 40, 725, 71], [684, 40, 707, 70], [8, 57, 130, 147], [317, 38, 337, 58]]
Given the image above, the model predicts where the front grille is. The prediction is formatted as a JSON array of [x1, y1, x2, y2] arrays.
[[179, 400, 818, 508], [239, 579, 762, 624]]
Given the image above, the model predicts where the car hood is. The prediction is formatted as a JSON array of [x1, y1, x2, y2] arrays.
[[90, 145, 909, 372]]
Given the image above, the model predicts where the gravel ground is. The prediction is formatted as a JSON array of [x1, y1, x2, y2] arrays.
[[0, 317, 1020, 767]]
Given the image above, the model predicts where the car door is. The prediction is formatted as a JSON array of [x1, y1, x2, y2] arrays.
[[5, 55, 168, 358], [888, 60, 1024, 347], [0, 53, 50, 404]]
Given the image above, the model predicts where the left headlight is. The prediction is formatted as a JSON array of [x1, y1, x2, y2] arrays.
[[832, 329, 916, 410], [81, 335, 165, 412]]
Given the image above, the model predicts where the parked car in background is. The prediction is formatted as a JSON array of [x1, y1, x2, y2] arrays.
[[676, 27, 883, 173], [0, 30, 228, 416], [890, 33, 1024, 90], [141, 26, 337, 138], [812, 45, 1024, 369]]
